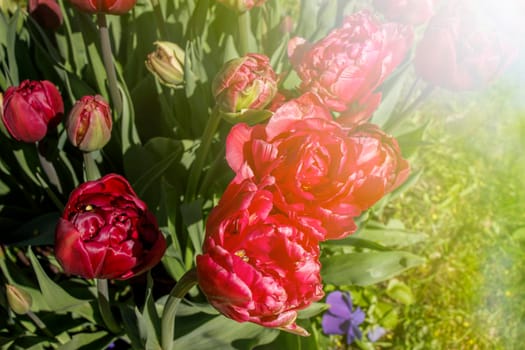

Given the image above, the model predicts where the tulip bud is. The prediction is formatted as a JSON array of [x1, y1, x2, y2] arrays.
[[212, 54, 277, 123], [145, 41, 185, 89], [66, 95, 112, 152], [1, 80, 64, 143], [215, 0, 266, 12], [6, 284, 32, 315], [28, 0, 63, 30], [67, 0, 137, 15]]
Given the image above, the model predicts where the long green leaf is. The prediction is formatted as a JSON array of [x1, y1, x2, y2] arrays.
[[173, 315, 278, 349], [27, 248, 96, 321], [321, 251, 425, 286]]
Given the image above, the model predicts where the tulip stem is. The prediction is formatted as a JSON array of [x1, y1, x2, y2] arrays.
[[238, 11, 250, 55], [27, 311, 57, 340], [185, 107, 222, 202], [161, 268, 198, 350], [97, 13, 123, 116], [83, 152, 101, 181], [96, 279, 122, 334]]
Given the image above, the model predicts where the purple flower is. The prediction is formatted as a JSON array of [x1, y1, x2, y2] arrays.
[[368, 326, 386, 342], [322, 291, 365, 344]]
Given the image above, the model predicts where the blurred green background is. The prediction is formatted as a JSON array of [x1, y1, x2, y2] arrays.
[[383, 72, 525, 349]]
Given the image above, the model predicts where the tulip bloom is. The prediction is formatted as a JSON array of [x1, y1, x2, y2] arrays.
[[66, 95, 112, 152], [414, 0, 516, 90], [55, 174, 166, 280], [212, 54, 277, 114], [1, 80, 63, 143], [67, 0, 137, 15], [289, 11, 412, 113], [226, 94, 409, 240], [196, 174, 324, 335]]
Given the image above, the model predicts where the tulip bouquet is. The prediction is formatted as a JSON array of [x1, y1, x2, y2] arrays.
[[0, 0, 518, 349]]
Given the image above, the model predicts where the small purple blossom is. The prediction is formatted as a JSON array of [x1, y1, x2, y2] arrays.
[[368, 326, 386, 342], [322, 291, 365, 344]]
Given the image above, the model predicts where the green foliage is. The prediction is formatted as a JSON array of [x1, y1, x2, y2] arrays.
[[5, 0, 520, 349], [385, 84, 525, 349]]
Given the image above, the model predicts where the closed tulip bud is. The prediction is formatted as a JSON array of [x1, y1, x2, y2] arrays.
[[145, 41, 185, 88], [6, 284, 32, 315], [67, 0, 137, 15], [1, 80, 64, 143], [212, 54, 277, 123], [66, 95, 112, 152]]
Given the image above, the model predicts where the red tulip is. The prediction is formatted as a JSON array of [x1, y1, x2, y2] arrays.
[[196, 174, 323, 335], [66, 95, 112, 152], [414, 0, 516, 90], [226, 94, 409, 240], [289, 11, 412, 112], [1, 80, 63, 143], [67, 0, 137, 15], [55, 174, 166, 280]]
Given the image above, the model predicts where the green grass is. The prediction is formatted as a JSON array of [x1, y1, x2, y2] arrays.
[[385, 83, 525, 349]]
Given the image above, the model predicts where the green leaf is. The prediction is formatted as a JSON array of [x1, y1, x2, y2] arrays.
[[393, 121, 429, 158], [116, 60, 141, 153], [173, 315, 278, 349], [13, 147, 40, 187], [297, 302, 328, 319], [321, 251, 425, 286], [322, 236, 391, 251], [186, 0, 209, 41], [175, 299, 218, 317], [10, 212, 59, 246], [371, 73, 407, 128], [355, 226, 428, 248], [5, 8, 20, 86], [123, 137, 184, 206], [180, 199, 204, 256], [389, 168, 423, 198], [26, 248, 95, 321], [311, 0, 338, 41], [386, 279, 415, 305], [119, 304, 146, 350], [142, 273, 162, 350], [294, 0, 318, 39], [9, 335, 52, 350], [57, 331, 112, 350]]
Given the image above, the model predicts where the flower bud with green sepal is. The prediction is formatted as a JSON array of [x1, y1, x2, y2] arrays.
[[6, 284, 32, 315], [66, 95, 112, 152], [145, 41, 185, 89], [212, 54, 277, 124]]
